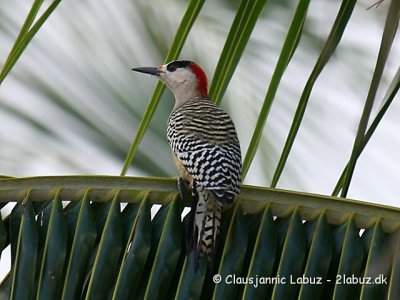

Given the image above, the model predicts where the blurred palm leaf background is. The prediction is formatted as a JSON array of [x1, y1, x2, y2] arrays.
[[0, 0, 399, 299]]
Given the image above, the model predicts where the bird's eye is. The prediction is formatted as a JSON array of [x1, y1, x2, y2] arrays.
[[167, 64, 177, 72]]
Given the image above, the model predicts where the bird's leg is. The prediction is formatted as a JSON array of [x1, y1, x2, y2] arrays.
[[177, 176, 192, 202], [187, 190, 199, 254], [177, 177, 199, 253]]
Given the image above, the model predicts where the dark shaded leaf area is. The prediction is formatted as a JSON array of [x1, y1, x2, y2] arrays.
[[0, 184, 399, 300]]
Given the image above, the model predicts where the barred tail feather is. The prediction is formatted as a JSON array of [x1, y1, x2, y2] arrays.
[[193, 187, 222, 270]]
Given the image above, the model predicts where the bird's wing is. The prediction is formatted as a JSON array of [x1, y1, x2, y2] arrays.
[[167, 99, 241, 202]]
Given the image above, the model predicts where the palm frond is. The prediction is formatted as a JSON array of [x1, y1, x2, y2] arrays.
[[0, 0, 61, 85], [120, 0, 206, 176], [0, 176, 399, 299], [1, 0, 400, 299], [242, 0, 310, 179], [271, 0, 357, 187], [340, 0, 400, 197]]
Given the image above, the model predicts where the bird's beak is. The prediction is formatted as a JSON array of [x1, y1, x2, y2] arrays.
[[131, 66, 163, 76]]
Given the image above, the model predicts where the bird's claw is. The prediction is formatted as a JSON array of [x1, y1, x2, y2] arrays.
[[177, 176, 191, 202]]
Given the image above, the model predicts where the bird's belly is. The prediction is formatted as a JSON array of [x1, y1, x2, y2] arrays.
[[172, 153, 193, 187]]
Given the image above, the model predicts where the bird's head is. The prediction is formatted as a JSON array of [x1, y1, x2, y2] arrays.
[[132, 60, 209, 109]]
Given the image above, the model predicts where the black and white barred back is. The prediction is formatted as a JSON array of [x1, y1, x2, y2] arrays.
[[167, 97, 242, 265]]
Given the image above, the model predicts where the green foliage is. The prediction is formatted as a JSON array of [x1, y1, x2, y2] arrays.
[[36, 194, 67, 299], [61, 192, 97, 300], [10, 194, 38, 300], [242, 0, 310, 178], [271, 0, 358, 187], [120, 0, 206, 176], [0, 0, 399, 299], [209, 0, 268, 105], [0, 0, 61, 85], [339, 0, 400, 197], [0, 176, 399, 299]]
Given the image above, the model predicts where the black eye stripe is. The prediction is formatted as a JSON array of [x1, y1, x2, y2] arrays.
[[167, 65, 177, 72], [167, 60, 194, 72]]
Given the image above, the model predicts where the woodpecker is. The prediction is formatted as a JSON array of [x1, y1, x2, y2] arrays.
[[132, 60, 242, 268]]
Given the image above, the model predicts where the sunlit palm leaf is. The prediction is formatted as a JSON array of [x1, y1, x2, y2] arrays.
[[61, 191, 97, 300], [0, 176, 399, 299], [0, 0, 61, 84], [271, 0, 357, 187], [120, 0, 205, 176], [333, 65, 400, 196], [36, 192, 67, 299], [209, 0, 267, 105], [340, 0, 400, 197], [0, 0, 399, 299], [9, 193, 38, 300], [242, 0, 310, 179]]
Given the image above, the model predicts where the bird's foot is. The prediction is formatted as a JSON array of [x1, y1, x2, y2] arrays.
[[176, 177, 200, 255], [177, 176, 192, 202]]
